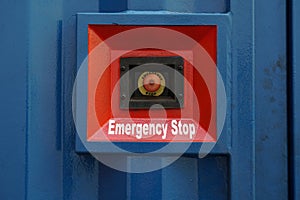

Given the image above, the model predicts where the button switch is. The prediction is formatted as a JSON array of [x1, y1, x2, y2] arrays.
[[143, 73, 161, 92], [138, 72, 165, 96], [119, 56, 184, 109]]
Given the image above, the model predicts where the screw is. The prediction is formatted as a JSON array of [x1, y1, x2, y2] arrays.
[[178, 65, 183, 70], [121, 94, 126, 100], [120, 66, 126, 71]]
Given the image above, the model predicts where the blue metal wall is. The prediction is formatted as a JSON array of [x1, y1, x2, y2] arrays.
[[291, 0, 300, 199], [0, 1, 28, 199], [0, 0, 292, 199], [255, 1, 287, 199]]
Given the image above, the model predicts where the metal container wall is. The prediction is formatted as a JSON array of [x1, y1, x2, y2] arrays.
[[0, 0, 293, 199]]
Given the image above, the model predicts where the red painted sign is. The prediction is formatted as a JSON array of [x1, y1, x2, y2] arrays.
[[89, 118, 215, 142], [86, 25, 217, 142]]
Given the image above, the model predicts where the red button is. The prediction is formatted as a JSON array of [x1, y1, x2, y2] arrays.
[[143, 73, 161, 92]]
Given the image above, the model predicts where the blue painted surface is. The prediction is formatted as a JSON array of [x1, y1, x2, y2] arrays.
[[0, 0, 292, 200], [98, 0, 230, 13], [292, 0, 300, 199], [0, 1, 28, 199], [255, 0, 288, 199], [61, 1, 100, 200], [230, 1, 255, 198], [26, 1, 63, 199], [99, 0, 127, 12], [127, 0, 230, 13]]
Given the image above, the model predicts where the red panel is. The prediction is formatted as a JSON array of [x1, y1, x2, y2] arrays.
[[87, 25, 216, 142]]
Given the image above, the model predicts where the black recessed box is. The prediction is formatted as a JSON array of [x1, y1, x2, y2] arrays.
[[120, 56, 184, 109]]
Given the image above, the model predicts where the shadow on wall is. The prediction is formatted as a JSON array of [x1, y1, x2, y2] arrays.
[[99, 0, 230, 13]]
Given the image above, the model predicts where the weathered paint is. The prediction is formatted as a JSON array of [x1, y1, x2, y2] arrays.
[[0, 0, 290, 199]]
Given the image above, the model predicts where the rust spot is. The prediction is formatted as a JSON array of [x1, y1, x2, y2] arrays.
[[269, 96, 276, 103], [263, 78, 273, 90]]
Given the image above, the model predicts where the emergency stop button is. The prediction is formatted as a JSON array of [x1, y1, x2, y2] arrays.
[[138, 72, 165, 96], [119, 56, 184, 109], [143, 73, 161, 92]]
